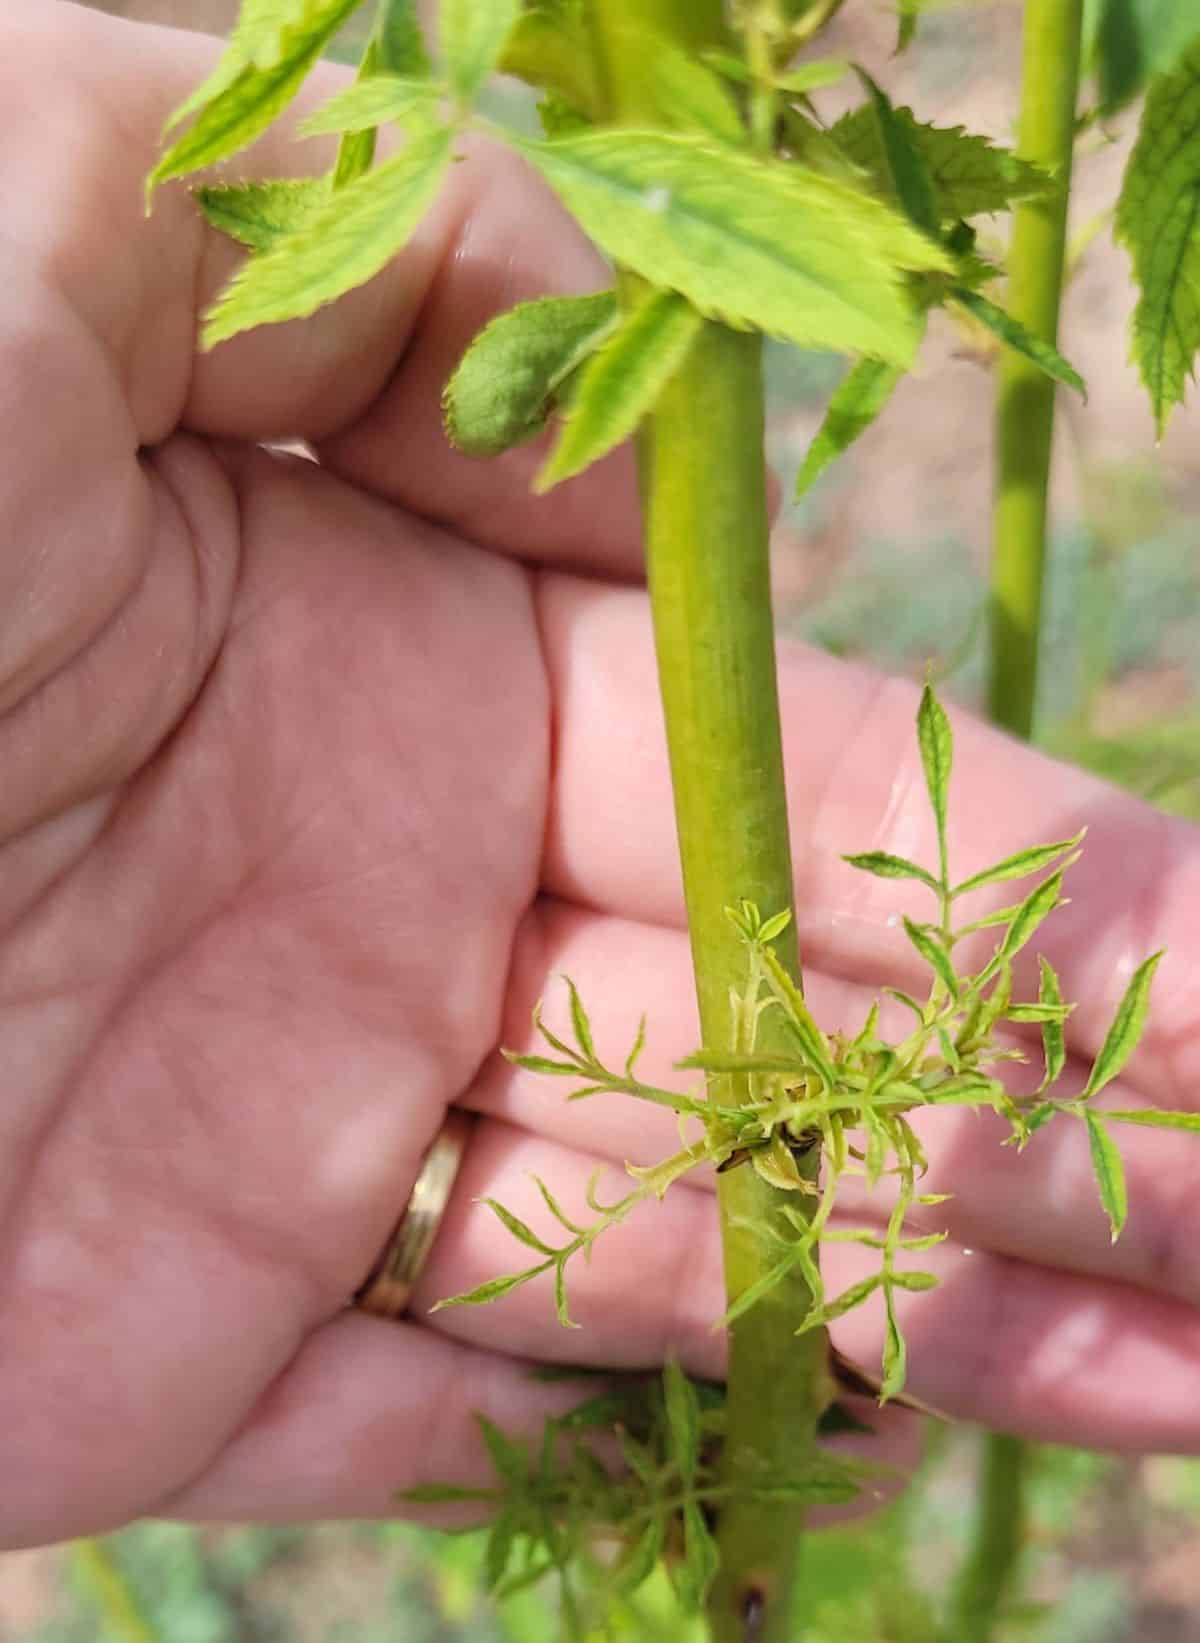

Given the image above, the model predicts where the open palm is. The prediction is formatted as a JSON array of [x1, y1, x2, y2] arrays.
[[4, 0, 1199, 1553]]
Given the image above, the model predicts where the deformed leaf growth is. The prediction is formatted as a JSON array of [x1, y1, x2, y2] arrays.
[[440, 684, 1169, 1379]]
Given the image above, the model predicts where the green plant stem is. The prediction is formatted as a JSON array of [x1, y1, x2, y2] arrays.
[[988, 0, 1084, 736], [976, 1, 1084, 1636], [588, 5, 827, 1638], [950, 1434, 1030, 1642]]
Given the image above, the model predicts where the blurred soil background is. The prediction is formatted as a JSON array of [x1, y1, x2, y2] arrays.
[[9, 1, 1200, 1639]]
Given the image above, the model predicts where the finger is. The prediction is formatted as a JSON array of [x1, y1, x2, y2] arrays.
[[7, 3, 646, 578], [539, 574, 1200, 1108], [470, 900, 1200, 1316]]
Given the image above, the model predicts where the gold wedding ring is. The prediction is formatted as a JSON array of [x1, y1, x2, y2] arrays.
[[354, 1109, 474, 1318]]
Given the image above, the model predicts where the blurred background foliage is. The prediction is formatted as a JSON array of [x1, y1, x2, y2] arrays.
[[10, 0, 1199, 1638]]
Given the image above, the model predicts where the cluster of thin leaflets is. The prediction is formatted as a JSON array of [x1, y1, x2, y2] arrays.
[[142, 0, 1200, 1619], [411, 681, 1181, 1619]]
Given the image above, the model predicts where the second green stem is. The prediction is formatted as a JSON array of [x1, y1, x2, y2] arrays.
[[971, 1, 1084, 1637]]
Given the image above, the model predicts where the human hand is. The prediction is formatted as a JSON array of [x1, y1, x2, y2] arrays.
[[3, 0, 1198, 1552]]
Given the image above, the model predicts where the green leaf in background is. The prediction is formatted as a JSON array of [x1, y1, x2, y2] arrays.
[[795, 357, 904, 497], [593, 26, 743, 142], [203, 127, 452, 344], [513, 131, 953, 365], [440, 0, 522, 104], [679, 1501, 720, 1612], [444, 290, 618, 457], [538, 290, 704, 489], [950, 287, 1087, 397], [149, 0, 364, 194], [500, 7, 598, 115], [1037, 956, 1067, 1088], [1080, 950, 1165, 1100], [1086, 0, 1200, 113], [855, 70, 940, 238], [952, 831, 1084, 896], [1115, 39, 1200, 434], [195, 176, 330, 251], [328, 0, 432, 190], [1084, 1110, 1128, 1240], [663, 1361, 702, 1483], [376, 0, 432, 77], [841, 850, 940, 891], [830, 103, 1051, 224], [917, 682, 952, 871], [301, 74, 442, 135]]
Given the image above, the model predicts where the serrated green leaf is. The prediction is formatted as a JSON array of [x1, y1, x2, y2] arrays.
[[761, 947, 838, 1087], [532, 1175, 586, 1235], [537, 289, 704, 490], [1081, 949, 1165, 1100], [952, 831, 1085, 897], [440, 0, 522, 103], [500, 9, 597, 114], [1104, 1107, 1200, 1132], [1088, 0, 1200, 114], [797, 1273, 882, 1333], [195, 177, 331, 252], [432, 1264, 547, 1309], [513, 130, 952, 364], [856, 68, 940, 237], [917, 682, 952, 871], [202, 127, 452, 345], [795, 357, 904, 497], [624, 1013, 647, 1079], [902, 918, 959, 999], [881, 1283, 907, 1399], [1115, 40, 1200, 432], [553, 1261, 579, 1329], [150, 0, 364, 195], [1084, 1110, 1127, 1240], [889, 1269, 939, 1292], [663, 1361, 701, 1482], [443, 290, 617, 457], [841, 849, 939, 890], [300, 74, 442, 135], [830, 102, 1052, 223], [503, 1052, 583, 1076], [560, 976, 596, 1063], [996, 870, 1064, 965], [758, 908, 793, 944], [1005, 1002, 1073, 1022], [951, 287, 1087, 397], [482, 1198, 556, 1256]]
